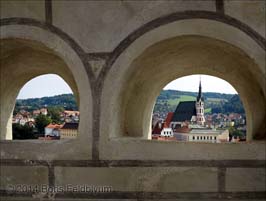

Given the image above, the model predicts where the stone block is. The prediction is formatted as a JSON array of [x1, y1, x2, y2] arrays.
[[0, 166, 48, 190], [55, 167, 218, 192], [226, 168, 266, 192]]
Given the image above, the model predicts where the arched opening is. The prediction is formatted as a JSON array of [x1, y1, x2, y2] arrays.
[[102, 35, 265, 142], [152, 75, 247, 143], [12, 74, 79, 140], [0, 38, 92, 142]]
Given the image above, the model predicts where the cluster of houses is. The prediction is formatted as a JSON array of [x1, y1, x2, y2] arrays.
[[12, 110, 35, 127], [13, 108, 80, 126], [12, 107, 79, 140], [205, 113, 246, 128], [152, 81, 233, 143]]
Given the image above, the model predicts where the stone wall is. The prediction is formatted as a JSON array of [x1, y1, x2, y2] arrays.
[[0, 0, 265, 200]]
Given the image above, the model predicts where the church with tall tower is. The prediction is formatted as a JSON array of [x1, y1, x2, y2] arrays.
[[169, 78, 206, 129]]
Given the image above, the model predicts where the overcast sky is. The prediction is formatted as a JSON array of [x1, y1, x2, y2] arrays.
[[17, 74, 73, 99], [17, 74, 237, 99], [164, 74, 237, 94]]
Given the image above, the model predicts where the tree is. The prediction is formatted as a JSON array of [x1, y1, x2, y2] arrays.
[[12, 123, 34, 139], [229, 126, 245, 139], [35, 114, 52, 134], [48, 107, 64, 124]]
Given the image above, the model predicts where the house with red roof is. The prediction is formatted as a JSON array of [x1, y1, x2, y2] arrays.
[[45, 123, 63, 138]]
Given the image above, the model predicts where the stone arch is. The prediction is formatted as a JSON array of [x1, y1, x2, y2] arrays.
[[100, 11, 266, 80], [0, 26, 92, 142], [101, 20, 266, 142]]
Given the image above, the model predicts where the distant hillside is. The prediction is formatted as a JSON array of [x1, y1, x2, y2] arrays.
[[15, 94, 78, 113], [14, 90, 244, 116], [154, 90, 244, 115]]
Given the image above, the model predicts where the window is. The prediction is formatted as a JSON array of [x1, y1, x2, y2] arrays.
[[148, 74, 247, 143], [12, 74, 79, 140]]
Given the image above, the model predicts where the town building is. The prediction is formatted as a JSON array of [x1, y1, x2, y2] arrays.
[[12, 112, 34, 126], [33, 108, 48, 116], [152, 112, 174, 136], [160, 128, 174, 137], [44, 123, 63, 138], [61, 110, 80, 123], [60, 122, 79, 139], [174, 128, 229, 143]]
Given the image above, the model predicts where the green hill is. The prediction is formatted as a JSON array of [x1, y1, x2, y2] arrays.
[[14, 94, 78, 114], [14, 90, 244, 116]]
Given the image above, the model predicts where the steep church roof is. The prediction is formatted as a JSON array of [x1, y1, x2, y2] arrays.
[[171, 101, 196, 122], [164, 112, 174, 127], [171, 77, 203, 123]]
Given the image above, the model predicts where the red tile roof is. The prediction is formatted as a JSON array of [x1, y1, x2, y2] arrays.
[[174, 126, 191, 133], [46, 123, 63, 129], [152, 122, 164, 134], [164, 112, 174, 128]]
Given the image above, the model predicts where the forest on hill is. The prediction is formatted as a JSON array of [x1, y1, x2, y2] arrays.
[[14, 90, 245, 115], [14, 94, 78, 114]]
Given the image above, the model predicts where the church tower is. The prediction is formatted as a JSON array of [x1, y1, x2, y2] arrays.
[[196, 78, 205, 126]]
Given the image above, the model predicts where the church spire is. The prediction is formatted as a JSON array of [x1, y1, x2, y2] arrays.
[[196, 76, 205, 126], [197, 76, 203, 102]]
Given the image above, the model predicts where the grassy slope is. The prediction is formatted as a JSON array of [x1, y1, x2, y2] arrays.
[[167, 95, 195, 106], [169, 95, 213, 113], [156, 94, 218, 114]]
